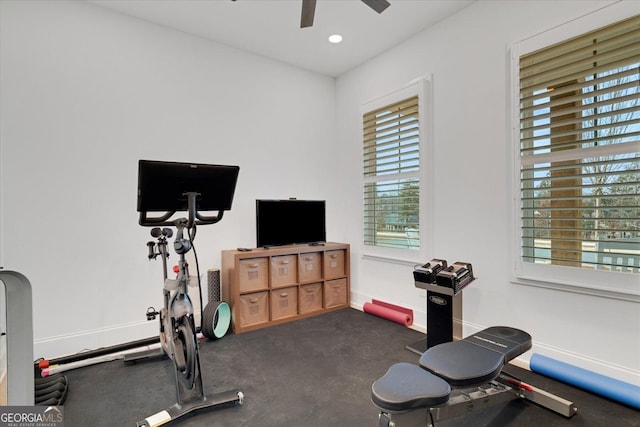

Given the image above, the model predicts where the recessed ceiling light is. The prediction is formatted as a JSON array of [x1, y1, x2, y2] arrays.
[[328, 34, 343, 44]]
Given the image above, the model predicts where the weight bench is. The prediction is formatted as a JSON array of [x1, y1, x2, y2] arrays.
[[372, 326, 577, 426]]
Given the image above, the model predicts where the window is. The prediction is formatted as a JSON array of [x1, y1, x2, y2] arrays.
[[512, 10, 639, 299], [362, 79, 430, 258]]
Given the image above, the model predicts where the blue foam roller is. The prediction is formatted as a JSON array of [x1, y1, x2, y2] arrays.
[[530, 353, 640, 410]]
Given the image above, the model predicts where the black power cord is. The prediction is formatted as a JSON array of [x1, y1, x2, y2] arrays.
[[188, 224, 205, 333]]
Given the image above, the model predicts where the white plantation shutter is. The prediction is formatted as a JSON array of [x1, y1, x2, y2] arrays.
[[363, 95, 421, 250], [518, 14, 640, 274]]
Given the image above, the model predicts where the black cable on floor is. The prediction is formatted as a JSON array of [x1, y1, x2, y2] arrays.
[[188, 224, 205, 332]]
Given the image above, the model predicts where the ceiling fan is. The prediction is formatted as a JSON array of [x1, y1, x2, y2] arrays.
[[300, 0, 391, 28]]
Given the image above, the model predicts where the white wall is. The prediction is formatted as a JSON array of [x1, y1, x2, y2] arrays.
[[0, 0, 339, 358], [2, 0, 638, 386], [336, 0, 640, 384]]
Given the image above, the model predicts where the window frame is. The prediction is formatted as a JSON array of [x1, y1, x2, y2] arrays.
[[361, 77, 433, 264], [508, 3, 640, 302]]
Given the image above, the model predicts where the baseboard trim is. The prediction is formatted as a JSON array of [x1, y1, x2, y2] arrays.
[[34, 320, 158, 360]]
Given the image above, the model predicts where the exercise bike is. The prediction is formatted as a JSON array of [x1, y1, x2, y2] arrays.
[[135, 160, 243, 427]]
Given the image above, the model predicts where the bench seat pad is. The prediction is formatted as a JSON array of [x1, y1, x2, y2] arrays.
[[371, 363, 451, 412], [419, 326, 532, 387]]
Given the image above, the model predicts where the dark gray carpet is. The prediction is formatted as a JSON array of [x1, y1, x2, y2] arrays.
[[61, 308, 639, 426]]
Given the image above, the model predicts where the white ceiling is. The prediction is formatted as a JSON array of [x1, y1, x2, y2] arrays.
[[90, 0, 475, 77]]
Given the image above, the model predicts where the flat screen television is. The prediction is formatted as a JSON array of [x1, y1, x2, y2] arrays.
[[256, 199, 326, 248]]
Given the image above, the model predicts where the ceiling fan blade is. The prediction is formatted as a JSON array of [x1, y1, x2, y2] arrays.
[[361, 0, 390, 14], [301, 0, 317, 28]]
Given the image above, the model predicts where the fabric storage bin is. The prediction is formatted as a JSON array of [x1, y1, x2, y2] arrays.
[[270, 255, 297, 287], [238, 258, 269, 293], [324, 278, 347, 308], [298, 252, 322, 283], [238, 291, 269, 328], [270, 286, 298, 320], [324, 250, 346, 279], [299, 282, 322, 314]]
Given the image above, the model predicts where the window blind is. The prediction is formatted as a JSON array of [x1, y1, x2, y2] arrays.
[[363, 96, 420, 250], [519, 14, 640, 273]]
